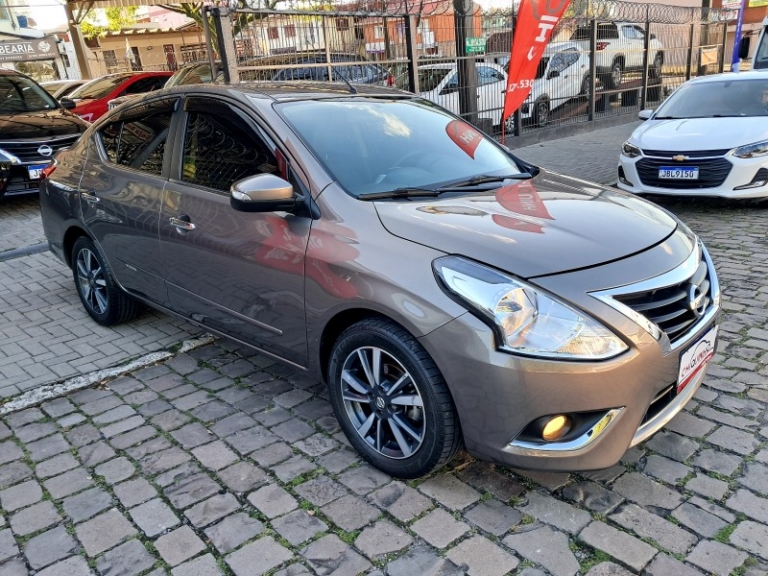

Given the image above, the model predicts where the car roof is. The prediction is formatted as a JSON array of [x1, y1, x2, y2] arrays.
[[545, 41, 583, 54], [688, 71, 768, 84]]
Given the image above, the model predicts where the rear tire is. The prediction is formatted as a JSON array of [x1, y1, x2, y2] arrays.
[[608, 59, 623, 89], [71, 237, 139, 326], [327, 318, 462, 478], [533, 99, 550, 128]]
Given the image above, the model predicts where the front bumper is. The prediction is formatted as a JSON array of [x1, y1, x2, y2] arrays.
[[618, 151, 768, 199], [419, 234, 719, 471]]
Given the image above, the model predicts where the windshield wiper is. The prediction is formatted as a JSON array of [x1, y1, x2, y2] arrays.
[[358, 187, 441, 201], [437, 173, 531, 190]]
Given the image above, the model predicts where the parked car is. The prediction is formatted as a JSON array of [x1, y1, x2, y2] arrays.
[[619, 72, 768, 199], [261, 52, 393, 85], [63, 71, 173, 122], [41, 83, 719, 478], [0, 69, 88, 199], [41, 79, 87, 100], [571, 22, 664, 89]]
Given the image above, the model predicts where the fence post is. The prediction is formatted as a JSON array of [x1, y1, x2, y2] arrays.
[[640, 19, 651, 110], [404, 15, 419, 93], [588, 18, 597, 121], [719, 21, 727, 73], [212, 7, 239, 84], [201, 6, 217, 79], [322, 18, 333, 82], [685, 21, 695, 81], [453, 0, 478, 126]]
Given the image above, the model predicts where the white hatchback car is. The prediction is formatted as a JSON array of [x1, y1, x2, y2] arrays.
[[618, 72, 768, 199]]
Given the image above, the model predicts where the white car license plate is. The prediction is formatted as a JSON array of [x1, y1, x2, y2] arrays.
[[659, 167, 699, 180], [27, 163, 49, 180], [677, 325, 717, 394]]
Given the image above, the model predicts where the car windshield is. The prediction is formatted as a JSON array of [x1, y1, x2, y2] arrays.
[[654, 78, 768, 118], [535, 57, 550, 79], [418, 68, 452, 92], [0, 75, 58, 114], [69, 76, 127, 100], [276, 98, 523, 196]]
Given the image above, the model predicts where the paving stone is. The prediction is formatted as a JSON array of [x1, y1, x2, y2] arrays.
[[686, 473, 729, 500], [272, 564, 313, 576], [726, 489, 768, 523], [272, 509, 328, 546], [611, 472, 684, 510], [34, 453, 78, 479], [686, 540, 748, 576], [458, 461, 525, 502], [272, 418, 315, 443], [585, 562, 634, 576], [151, 409, 191, 431], [191, 441, 238, 471], [294, 475, 348, 507], [65, 425, 101, 448], [645, 554, 704, 576], [95, 457, 135, 484], [77, 441, 116, 467], [320, 493, 379, 531], [217, 461, 269, 493], [191, 400, 236, 422], [171, 423, 213, 449], [0, 462, 32, 490], [166, 353, 199, 376], [136, 398, 173, 418], [126, 436, 172, 460], [294, 433, 338, 457], [95, 538, 156, 576], [693, 449, 742, 476], [688, 496, 737, 523], [204, 512, 264, 553], [739, 462, 768, 496], [145, 373, 185, 392], [513, 469, 571, 491], [666, 411, 717, 438], [10, 500, 60, 536], [411, 508, 470, 548], [504, 526, 579, 576], [80, 395, 123, 416], [227, 535, 293, 575], [92, 405, 136, 425], [417, 473, 481, 510], [353, 519, 412, 559], [271, 456, 317, 483], [646, 431, 699, 462], [27, 434, 69, 462], [209, 414, 258, 440], [608, 503, 697, 555], [36, 555, 92, 576], [253, 406, 292, 427], [23, 525, 78, 569], [368, 481, 432, 522], [671, 502, 727, 538], [130, 498, 180, 537], [0, 442, 22, 466], [579, 521, 657, 572], [5, 409, 45, 429], [109, 426, 157, 450], [225, 426, 279, 455], [334, 466, 389, 498], [708, 425, 760, 455], [57, 413, 86, 428], [446, 534, 518, 576], [247, 443, 292, 469], [730, 520, 768, 561], [172, 553, 223, 576], [561, 481, 623, 514], [164, 473, 221, 509], [248, 484, 298, 519], [155, 462, 202, 488], [62, 487, 113, 522], [520, 491, 592, 533], [43, 467, 92, 499], [0, 424, 9, 442], [0, 529, 17, 563], [101, 416, 145, 438], [76, 508, 137, 556], [643, 454, 692, 484], [0, 480, 42, 511], [172, 391, 212, 411], [385, 544, 463, 576], [114, 478, 157, 508], [465, 498, 522, 535], [155, 525, 207, 566], [140, 447, 192, 475], [41, 398, 76, 419], [184, 493, 240, 528], [301, 534, 370, 576], [15, 422, 57, 443]]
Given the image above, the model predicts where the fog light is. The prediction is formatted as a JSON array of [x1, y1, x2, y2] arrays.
[[542, 415, 571, 441]]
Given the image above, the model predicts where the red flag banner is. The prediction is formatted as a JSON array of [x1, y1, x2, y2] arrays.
[[502, 0, 571, 127]]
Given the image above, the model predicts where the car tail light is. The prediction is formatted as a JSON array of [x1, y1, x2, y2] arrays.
[[387, 74, 395, 86], [40, 162, 57, 180], [596, 42, 610, 51]]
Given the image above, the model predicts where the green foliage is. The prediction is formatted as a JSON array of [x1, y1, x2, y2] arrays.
[[81, 7, 139, 39]]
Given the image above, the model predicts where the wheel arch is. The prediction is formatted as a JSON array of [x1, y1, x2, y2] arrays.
[[63, 225, 93, 268]]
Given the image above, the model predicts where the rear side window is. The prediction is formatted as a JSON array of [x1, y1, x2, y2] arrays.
[[572, 24, 619, 40], [125, 76, 167, 95], [97, 98, 176, 176]]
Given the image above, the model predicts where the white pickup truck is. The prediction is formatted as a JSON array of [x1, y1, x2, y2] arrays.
[[745, 17, 768, 69]]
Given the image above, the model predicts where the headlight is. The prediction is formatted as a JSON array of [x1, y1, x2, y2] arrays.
[[732, 139, 768, 158], [0, 148, 21, 164], [621, 141, 641, 158], [433, 256, 628, 360]]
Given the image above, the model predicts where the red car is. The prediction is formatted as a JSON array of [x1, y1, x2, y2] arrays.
[[63, 72, 173, 122]]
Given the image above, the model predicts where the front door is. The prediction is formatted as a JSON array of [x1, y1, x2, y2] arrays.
[[160, 95, 311, 365], [476, 65, 506, 125]]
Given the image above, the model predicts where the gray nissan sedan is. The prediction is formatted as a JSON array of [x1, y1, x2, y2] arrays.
[[39, 83, 720, 478]]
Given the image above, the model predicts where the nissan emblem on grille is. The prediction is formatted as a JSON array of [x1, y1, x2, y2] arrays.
[[688, 283, 707, 317], [37, 145, 53, 157]]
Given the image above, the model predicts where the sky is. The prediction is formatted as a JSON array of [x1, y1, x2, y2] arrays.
[[26, 0, 68, 32]]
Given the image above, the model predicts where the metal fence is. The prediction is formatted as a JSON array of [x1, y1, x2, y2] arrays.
[[202, 0, 731, 140]]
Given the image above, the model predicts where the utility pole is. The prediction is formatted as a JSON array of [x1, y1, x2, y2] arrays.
[[64, 1, 92, 80], [731, 0, 748, 71]]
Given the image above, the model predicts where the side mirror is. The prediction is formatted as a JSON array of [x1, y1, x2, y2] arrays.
[[638, 109, 653, 121], [739, 36, 751, 60], [547, 70, 560, 79], [230, 174, 296, 213], [60, 98, 76, 110]]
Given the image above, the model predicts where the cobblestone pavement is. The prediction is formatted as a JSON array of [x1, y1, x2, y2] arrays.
[[0, 195, 45, 255]]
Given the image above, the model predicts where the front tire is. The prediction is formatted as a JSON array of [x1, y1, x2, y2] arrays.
[[327, 318, 462, 478], [608, 59, 623, 89], [71, 237, 138, 326], [533, 99, 550, 128]]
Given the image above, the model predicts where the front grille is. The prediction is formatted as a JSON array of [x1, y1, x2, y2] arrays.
[[641, 148, 731, 158], [0, 134, 80, 163], [636, 156, 732, 189], [614, 255, 712, 343]]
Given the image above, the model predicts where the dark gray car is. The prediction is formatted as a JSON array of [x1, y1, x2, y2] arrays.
[[40, 83, 720, 478]]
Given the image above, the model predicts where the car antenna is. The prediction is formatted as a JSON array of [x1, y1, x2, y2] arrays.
[[328, 63, 357, 94]]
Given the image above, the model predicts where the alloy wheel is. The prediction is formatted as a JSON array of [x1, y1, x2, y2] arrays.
[[76, 248, 108, 315], [340, 346, 426, 459], [537, 102, 549, 127]]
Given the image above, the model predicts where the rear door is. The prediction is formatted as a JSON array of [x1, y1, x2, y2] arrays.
[[80, 97, 178, 304], [476, 65, 506, 125]]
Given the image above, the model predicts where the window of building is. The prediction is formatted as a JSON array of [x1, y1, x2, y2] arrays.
[[267, 27, 279, 40], [103, 50, 118, 69], [284, 24, 296, 38], [374, 26, 384, 39]]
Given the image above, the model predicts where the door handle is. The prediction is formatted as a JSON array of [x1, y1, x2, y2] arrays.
[[169, 216, 196, 231], [82, 192, 100, 203]]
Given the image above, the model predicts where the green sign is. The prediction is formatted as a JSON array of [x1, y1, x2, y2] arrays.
[[465, 37, 486, 54]]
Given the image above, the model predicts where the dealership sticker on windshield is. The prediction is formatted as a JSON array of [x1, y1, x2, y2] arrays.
[[27, 163, 48, 180], [678, 325, 717, 394]]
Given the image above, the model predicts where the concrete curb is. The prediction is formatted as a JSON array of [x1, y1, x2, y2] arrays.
[[0, 333, 217, 416], [0, 242, 49, 263]]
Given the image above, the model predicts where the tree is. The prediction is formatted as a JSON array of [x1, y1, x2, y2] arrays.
[[81, 7, 139, 39]]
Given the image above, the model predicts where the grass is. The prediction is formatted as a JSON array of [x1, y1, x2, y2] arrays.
[[714, 523, 737, 543], [579, 550, 612, 573]]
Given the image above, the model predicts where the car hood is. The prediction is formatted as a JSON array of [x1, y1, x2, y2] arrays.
[[0, 108, 88, 140], [633, 117, 768, 151], [374, 170, 678, 278]]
